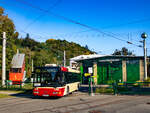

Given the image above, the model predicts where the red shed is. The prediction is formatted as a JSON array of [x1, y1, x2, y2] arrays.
[[9, 53, 25, 84]]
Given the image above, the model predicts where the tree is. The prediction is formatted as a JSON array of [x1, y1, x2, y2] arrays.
[[25, 33, 30, 39], [0, 6, 95, 79], [0, 6, 17, 78], [112, 47, 134, 56], [0, 7, 4, 16], [0, 7, 15, 41], [13, 32, 19, 39], [85, 45, 89, 50]]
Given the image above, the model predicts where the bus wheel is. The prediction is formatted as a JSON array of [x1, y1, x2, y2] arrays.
[[67, 86, 70, 95]]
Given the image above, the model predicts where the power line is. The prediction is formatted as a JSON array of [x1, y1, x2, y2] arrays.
[[24, 0, 62, 30], [2, 0, 145, 49], [14, 0, 144, 48], [17, 25, 149, 54], [102, 18, 150, 29], [1, 0, 149, 46]]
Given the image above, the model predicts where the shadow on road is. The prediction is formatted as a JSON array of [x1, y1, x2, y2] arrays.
[[9, 90, 61, 100], [118, 87, 150, 95], [8, 85, 91, 99], [6, 85, 150, 100]]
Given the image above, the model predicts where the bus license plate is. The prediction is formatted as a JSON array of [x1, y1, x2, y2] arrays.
[[43, 94, 49, 97]]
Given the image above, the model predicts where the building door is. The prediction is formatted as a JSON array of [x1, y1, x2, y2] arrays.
[[97, 63, 108, 84], [126, 60, 140, 82], [97, 61, 122, 84]]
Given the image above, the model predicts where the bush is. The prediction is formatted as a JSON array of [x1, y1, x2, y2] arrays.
[[145, 77, 150, 82], [106, 80, 114, 85], [95, 87, 113, 94]]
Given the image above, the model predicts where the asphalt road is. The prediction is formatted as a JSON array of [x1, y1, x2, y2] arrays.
[[0, 92, 150, 113]]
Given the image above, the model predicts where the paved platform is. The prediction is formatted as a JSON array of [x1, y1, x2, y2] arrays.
[[0, 91, 150, 113]]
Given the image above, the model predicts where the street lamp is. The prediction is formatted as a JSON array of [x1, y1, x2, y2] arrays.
[[141, 32, 148, 80]]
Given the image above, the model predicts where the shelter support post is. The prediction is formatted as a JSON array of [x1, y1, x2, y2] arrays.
[[139, 60, 144, 81], [122, 60, 127, 82], [93, 62, 97, 85]]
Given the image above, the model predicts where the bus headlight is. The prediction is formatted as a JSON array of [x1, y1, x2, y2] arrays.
[[34, 88, 39, 94], [53, 92, 58, 94], [34, 91, 39, 94]]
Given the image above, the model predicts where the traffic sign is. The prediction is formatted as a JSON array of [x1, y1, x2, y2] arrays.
[[88, 67, 93, 74], [84, 73, 91, 77]]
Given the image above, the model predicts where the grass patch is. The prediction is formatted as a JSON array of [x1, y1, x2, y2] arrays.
[[0, 90, 24, 93], [0, 83, 33, 95], [95, 87, 114, 94], [0, 83, 33, 91], [0, 94, 12, 98]]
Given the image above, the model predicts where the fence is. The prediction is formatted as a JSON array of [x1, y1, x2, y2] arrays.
[[94, 81, 150, 95], [1, 80, 150, 95], [114, 81, 150, 95], [0, 80, 33, 91]]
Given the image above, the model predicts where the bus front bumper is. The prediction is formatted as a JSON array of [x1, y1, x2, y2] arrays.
[[33, 87, 65, 97]]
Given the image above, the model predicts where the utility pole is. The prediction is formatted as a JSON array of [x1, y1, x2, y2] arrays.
[[88, 67, 94, 96], [32, 59, 34, 72], [143, 39, 147, 80], [64, 50, 66, 67], [2, 32, 6, 86], [141, 32, 148, 80]]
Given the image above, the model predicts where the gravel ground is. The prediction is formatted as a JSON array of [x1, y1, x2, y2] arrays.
[[0, 91, 150, 113]]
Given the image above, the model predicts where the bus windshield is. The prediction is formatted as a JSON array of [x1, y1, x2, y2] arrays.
[[33, 67, 63, 87]]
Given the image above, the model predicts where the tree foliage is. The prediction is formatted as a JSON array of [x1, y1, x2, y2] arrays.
[[0, 6, 17, 78], [14, 37, 93, 77], [0, 6, 94, 78], [112, 47, 134, 56], [0, 6, 95, 79]]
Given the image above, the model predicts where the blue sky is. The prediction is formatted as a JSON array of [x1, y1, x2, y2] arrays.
[[1, 0, 150, 55]]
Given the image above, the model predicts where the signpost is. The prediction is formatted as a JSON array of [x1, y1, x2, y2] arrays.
[[84, 73, 91, 77], [88, 67, 94, 96]]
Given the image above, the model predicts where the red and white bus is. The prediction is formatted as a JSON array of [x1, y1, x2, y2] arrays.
[[32, 66, 80, 97]]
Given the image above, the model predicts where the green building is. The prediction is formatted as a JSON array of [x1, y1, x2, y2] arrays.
[[70, 55, 146, 85]]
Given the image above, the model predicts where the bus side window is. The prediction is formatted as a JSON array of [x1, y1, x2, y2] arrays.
[[18, 68, 21, 73], [62, 72, 65, 83]]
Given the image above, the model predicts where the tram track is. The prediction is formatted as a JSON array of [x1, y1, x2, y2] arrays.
[[0, 95, 40, 110], [62, 97, 137, 113], [29, 96, 115, 113], [0, 93, 33, 101], [0, 95, 109, 111], [0, 99, 35, 109], [25, 95, 143, 113], [0, 95, 149, 113], [61, 96, 150, 113], [0, 96, 32, 102], [0, 94, 76, 111]]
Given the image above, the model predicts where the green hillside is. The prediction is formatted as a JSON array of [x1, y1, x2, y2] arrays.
[[0, 6, 94, 78]]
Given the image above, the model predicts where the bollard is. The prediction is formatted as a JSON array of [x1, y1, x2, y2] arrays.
[[113, 80, 118, 95], [88, 77, 91, 95]]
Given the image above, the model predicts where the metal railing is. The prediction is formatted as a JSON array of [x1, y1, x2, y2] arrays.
[[114, 81, 150, 95], [0, 80, 33, 91], [93, 81, 150, 95]]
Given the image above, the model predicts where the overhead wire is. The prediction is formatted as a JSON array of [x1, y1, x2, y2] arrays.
[[13, 0, 143, 48], [101, 18, 150, 29], [2, 1, 150, 57], [2, 0, 148, 50], [24, 0, 62, 30], [1, 0, 145, 48]]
